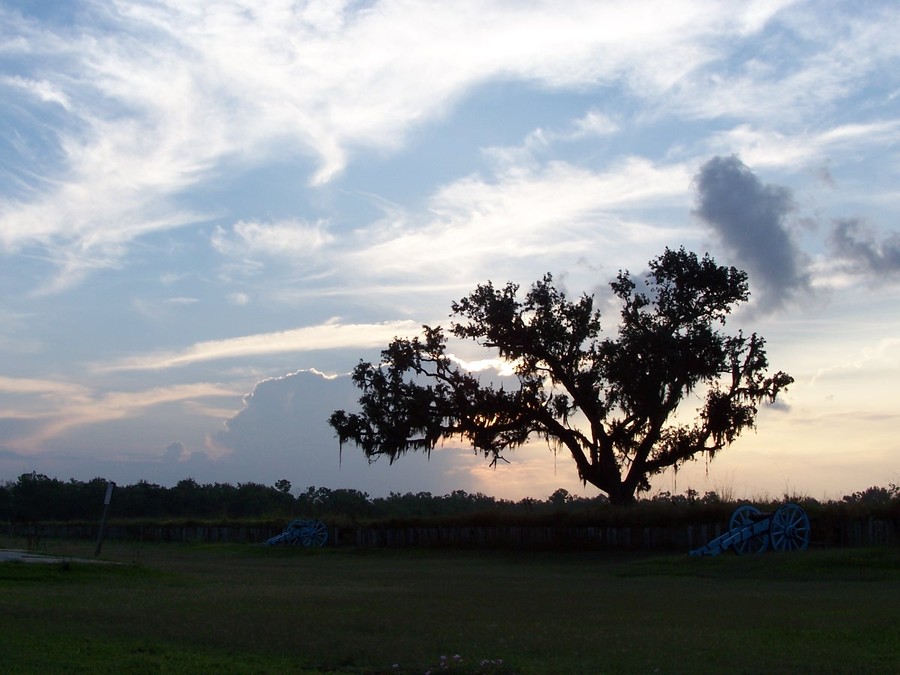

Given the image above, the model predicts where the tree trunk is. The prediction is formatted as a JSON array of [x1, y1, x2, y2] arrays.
[[605, 482, 637, 506]]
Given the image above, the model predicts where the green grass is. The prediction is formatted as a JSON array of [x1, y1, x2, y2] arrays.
[[1, 539, 898, 673]]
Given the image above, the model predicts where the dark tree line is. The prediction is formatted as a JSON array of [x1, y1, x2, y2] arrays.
[[2, 472, 897, 525], [0, 473, 294, 522], [0, 472, 606, 523]]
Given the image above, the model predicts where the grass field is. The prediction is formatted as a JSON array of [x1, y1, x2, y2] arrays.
[[1, 538, 898, 674]]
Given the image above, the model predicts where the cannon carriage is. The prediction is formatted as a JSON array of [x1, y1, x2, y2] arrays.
[[265, 519, 329, 547], [690, 503, 810, 556]]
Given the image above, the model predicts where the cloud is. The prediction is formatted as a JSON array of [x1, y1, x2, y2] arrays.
[[809, 337, 900, 404], [482, 109, 621, 170], [447, 355, 519, 378], [571, 110, 620, 138], [213, 365, 703, 500], [167, 297, 198, 306], [346, 156, 692, 287], [211, 369, 476, 494], [211, 219, 334, 258], [0, 0, 790, 292], [0, 379, 237, 451], [0, 447, 28, 460], [667, 3, 900, 126], [214, 370, 350, 459], [164, 441, 185, 462], [1, 75, 71, 110], [0, 375, 89, 398], [98, 320, 423, 371], [828, 218, 900, 281], [693, 155, 809, 310], [708, 121, 900, 170]]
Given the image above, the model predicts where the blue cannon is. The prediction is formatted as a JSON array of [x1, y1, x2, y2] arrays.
[[265, 519, 329, 547], [690, 503, 810, 556]]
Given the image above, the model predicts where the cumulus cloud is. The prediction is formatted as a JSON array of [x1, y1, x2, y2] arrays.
[[693, 155, 809, 310], [162, 441, 184, 462], [214, 370, 350, 460], [212, 369, 475, 494], [829, 218, 900, 280]]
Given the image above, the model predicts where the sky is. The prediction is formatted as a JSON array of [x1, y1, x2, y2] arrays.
[[1, 0, 899, 502]]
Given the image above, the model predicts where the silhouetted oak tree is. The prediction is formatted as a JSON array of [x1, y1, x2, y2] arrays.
[[329, 248, 793, 505]]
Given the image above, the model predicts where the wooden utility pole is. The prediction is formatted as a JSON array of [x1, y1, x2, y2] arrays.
[[94, 481, 115, 557]]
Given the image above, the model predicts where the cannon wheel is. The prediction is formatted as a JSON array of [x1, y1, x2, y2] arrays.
[[769, 503, 810, 552], [729, 504, 769, 555], [283, 520, 305, 545], [300, 520, 328, 547]]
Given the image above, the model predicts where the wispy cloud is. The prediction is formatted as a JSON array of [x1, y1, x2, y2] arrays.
[[668, 2, 900, 125], [0, 378, 236, 450], [1, 75, 71, 110], [1, 0, 793, 292], [0, 375, 88, 397], [483, 109, 621, 170], [211, 219, 334, 258], [97, 320, 423, 371], [346, 156, 692, 285], [810, 336, 900, 388], [708, 121, 900, 169]]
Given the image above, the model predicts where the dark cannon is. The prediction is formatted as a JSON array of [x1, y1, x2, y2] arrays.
[[690, 503, 810, 556], [265, 519, 328, 547]]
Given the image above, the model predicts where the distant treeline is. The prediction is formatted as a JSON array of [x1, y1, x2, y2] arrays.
[[2, 472, 899, 526]]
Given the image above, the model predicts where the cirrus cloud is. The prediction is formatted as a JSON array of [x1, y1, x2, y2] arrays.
[[1, 0, 793, 292], [97, 319, 423, 371]]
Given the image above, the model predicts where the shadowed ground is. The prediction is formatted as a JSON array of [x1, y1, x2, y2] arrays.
[[2, 539, 898, 673]]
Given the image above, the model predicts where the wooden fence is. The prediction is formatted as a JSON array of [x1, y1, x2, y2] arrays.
[[349, 517, 898, 549], [4, 516, 898, 550]]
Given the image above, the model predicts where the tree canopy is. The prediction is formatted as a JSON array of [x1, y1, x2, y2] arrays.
[[329, 248, 793, 505]]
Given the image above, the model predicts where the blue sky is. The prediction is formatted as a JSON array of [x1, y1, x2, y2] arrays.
[[1, 0, 899, 501]]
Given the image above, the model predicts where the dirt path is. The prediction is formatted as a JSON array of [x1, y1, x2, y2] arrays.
[[0, 549, 118, 564]]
